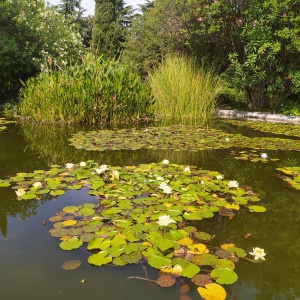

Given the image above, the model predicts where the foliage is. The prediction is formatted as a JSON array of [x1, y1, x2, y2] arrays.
[[92, 0, 128, 57], [57, 0, 84, 22], [181, 0, 300, 110], [17, 54, 154, 124], [121, 0, 185, 77], [0, 0, 84, 102], [279, 99, 300, 116], [0, 160, 266, 294], [148, 55, 226, 126]]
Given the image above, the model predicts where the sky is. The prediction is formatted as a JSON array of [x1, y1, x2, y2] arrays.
[[46, 0, 147, 16]]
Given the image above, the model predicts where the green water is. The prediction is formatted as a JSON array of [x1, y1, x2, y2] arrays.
[[0, 122, 299, 300]]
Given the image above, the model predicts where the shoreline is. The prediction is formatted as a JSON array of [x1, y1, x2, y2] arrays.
[[215, 109, 300, 124]]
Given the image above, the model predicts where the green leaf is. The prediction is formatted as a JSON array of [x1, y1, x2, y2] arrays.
[[181, 263, 200, 278], [148, 252, 172, 269], [154, 237, 175, 252], [248, 205, 266, 212], [59, 238, 83, 250], [88, 251, 112, 266], [211, 268, 238, 284]]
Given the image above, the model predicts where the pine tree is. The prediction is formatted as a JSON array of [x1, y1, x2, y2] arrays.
[[92, 0, 126, 57], [58, 0, 84, 23]]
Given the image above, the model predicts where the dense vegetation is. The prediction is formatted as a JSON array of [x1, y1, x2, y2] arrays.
[[2, 0, 300, 123]]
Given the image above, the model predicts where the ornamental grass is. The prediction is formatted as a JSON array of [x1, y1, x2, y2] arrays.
[[148, 55, 226, 126]]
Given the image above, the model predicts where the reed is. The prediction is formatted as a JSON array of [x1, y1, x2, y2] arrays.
[[18, 54, 154, 124], [148, 55, 226, 126]]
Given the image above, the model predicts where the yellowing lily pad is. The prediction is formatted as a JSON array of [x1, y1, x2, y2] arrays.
[[198, 283, 226, 300]]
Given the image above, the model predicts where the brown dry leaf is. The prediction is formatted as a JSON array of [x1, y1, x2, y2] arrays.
[[179, 283, 191, 294], [157, 275, 176, 288]]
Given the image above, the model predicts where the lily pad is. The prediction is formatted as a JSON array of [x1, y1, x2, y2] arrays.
[[62, 259, 81, 270]]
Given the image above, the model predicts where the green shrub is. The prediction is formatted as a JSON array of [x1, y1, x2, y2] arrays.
[[148, 55, 226, 126], [18, 54, 154, 124]]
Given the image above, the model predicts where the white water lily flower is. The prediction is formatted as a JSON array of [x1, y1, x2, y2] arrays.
[[216, 175, 223, 180], [260, 153, 268, 159], [66, 163, 74, 169], [225, 138, 230, 141], [162, 185, 173, 194], [184, 167, 190, 172], [16, 189, 26, 197], [33, 182, 42, 188], [201, 180, 205, 185], [162, 159, 169, 164], [156, 176, 164, 181], [112, 170, 119, 180], [100, 164, 108, 171], [157, 214, 176, 227], [228, 180, 239, 188], [249, 247, 266, 260], [79, 162, 86, 167], [95, 168, 104, 174], [159, 182, 168, 189]]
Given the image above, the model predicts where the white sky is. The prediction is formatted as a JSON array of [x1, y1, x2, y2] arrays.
[[46, 0, 147, 16]]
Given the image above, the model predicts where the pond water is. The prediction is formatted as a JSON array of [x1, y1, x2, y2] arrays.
[[0, 120, 299, 300]]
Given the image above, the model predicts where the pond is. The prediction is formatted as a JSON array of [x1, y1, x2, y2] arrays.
[[0, 119, 299, 300]]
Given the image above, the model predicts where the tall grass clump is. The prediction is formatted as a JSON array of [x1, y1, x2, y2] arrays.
[[17, 54, 154, 124], [148, 55, 226, 126]]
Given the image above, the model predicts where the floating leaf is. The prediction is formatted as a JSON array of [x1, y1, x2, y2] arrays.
[[181, 263, 200, 278], [148, 252, 171, 269], [192, 274, 212, 286], [59, 237, 83, 250], [248, 205, 267, 212], [157, 275, 176, 288], [197, 283, 226, 300], [62, 220, 77, 227], [62, 260, 81, 270], [88, 251, 112, 266], [211, 268, 238, 284]]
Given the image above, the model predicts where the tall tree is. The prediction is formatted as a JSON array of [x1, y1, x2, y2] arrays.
[[92, 0, 126, 57], [58, 0, 84, 23]]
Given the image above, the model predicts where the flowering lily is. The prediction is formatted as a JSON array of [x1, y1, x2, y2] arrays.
[[112, 170, 120, 180], [66, 163, 74, 169], [157, 214, 176, 227], [184, 166, 190, 172], [228, 180, 239, 188], [33, 182, 42, 188], [16, 189, 26, 197], [156, 176, 164, 181], [249, 247, 266, 260], [260, 153, 268, 159], [79, 162, 86, 167], [216, 175, 223, 180], [162, 159, 169, 164]]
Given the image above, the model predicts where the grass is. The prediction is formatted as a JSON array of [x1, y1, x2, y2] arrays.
[[148, 55, 227, 126]]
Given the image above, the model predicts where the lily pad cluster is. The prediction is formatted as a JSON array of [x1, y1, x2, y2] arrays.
[[276, 166, 300, 190], [0, 161, 266, 298], [230, 150, 279, 163], [224, 119, 300, 138], [0, 118, 15, 132], [68, 125, 300, 152]]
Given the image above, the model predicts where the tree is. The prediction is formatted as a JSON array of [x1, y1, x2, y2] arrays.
[[58, 0, 84, 22], [0, 0, 84, 102], [92, 0, 127, 57], [181, 0, 300, 110], [121, 0, 185, 77]]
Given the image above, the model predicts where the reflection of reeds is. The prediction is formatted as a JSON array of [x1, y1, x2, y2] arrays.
[[149, 55, 226, 127], [20, 122, 223, 168], [18, 54, 154, 124]]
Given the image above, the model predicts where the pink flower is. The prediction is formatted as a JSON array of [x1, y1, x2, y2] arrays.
[[238, 19, 243, 23], [282, 13, 287, 17], [197, 17, 203, 22], [253, 20, 258, 27], [214, 0, 218, 3]]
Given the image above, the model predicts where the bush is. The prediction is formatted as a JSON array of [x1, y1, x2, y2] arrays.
[[17, 54, 154, 124], [148, 55, 226, 126]]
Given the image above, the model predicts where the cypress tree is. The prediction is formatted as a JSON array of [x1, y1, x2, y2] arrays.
[[92, 0, 126, 57]]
